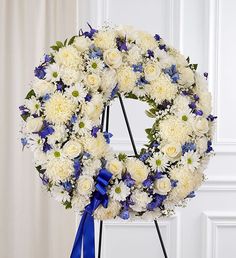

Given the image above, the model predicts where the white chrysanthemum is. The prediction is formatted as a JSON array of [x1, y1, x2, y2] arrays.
[[71, 195, 90, 212], [63, 139, 83, 159], [25, 97, 42, 115], [144, 62, 161, 81], [145, 74, 177, 104], [192, 116, 209, 135], [93, 30, 116, 50], [61, 67, 80, 85], [94, 200, 121, 220], [106, 158, 123, 177], [82, 158, 102, 176], [126, 158, 149, 185], [169, 167, 203, 202], [110, 181, 130, 201], [24, 116, 43, 133], [50, 186, 71, 203], [77, 175, 94, 196], [100, 68, 117, 93], [45, 158, 73, 183], [154, 176, 172, 195], [85, 73, 101, 91], [54, 45, 82, 68], [196, 136, 208, 154], [136, 31, 157, 52], [116, 25, 138, 42], [181, 150, 200, 171], [172, 95, 191, 113], [47, 125, 67, 145], [32, 79, 55, 97], [131, 189, 152, 212], [73, 36, 91, 52], [103, 48, 122, 69], [87, 58, 105, 73], [159, 116, 192, 144], [132, 86, 146, 97], [148, 153, 168, 172], [117, 66, 137, 92], [126, 45, 142, 64], [44, 92, 76, 125], [83, 133, 109, 159], [45, 63, 61, 82], [65, 83, 86, 103], [73, 116, 92, 135], [83, 94, 103, 123], [178, 67, 195, 87], [161, 142, 181, 161]]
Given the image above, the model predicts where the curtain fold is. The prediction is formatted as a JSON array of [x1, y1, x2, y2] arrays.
[[0, 1, 78, 257]]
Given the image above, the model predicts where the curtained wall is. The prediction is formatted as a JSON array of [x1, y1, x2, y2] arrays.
[[0, 1, 78, 257]]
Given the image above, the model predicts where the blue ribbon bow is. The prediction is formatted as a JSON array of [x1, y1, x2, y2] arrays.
[[70, 168, 112, 258]]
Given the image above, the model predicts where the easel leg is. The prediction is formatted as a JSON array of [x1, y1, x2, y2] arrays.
[[98, 221, 103, 258], [154, 220, 168, 258]]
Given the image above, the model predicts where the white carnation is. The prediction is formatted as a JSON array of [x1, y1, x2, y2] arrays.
[[61, 67, 80, 85], [32, 79, 55, 97], [24, 117, 43, 133], [94, 200, 121, 220], [117, 66, 136, 92], [77, 175, 94, 196], [178, 67, 195, 87], [93, 30, 115, 50], [131, 190, 152, 212], [74, 36, 91, 52]]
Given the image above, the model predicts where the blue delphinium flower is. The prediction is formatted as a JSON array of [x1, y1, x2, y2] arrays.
[[34, 65, 46, 79], [74, 158, 81, 179], [136, 76, 148, 86], [189, 102, 196, 109], [91, 126, 100, 137], [159, 44, 167, 51], [163, 65, 179, 83], [139, 152, 151, 162], [147, 194, 167, 210], [42, 94, 50, 101], [70, 114, 77, 124], [147, 49, 154, 58], [206, 140, 213, 153], [43, 142, 52, 153], [123, 173, 135, 187], [39, 174, 49, 185], [120, 209, 129, 220], [195, 109, 203, 116], [63, 181, 73, 192], [116, 37, 128, 51], [44, 54, 52, 63], [186, 191, 195, 198], [103, 131, 113, 143], [85, 93, 92, 102], [89, 45, 102, 59], [39, 123, 54, 138], [154, 34, 161, 41], [207, 114, 217, 122], [83, 23, 98, 39], [110, 84, 118, 99], [132, 64, 143, 73], [182, 142, 196, 154], [21, 138, 28, 149], [56, 81, 64, 91], [142, 177, 153, 188], [171, 179, 178, 188]]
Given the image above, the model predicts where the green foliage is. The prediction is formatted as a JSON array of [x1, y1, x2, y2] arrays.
[[25, 89, 36, 99], [21, 113, 30, 121], [68, 35, 77, 45], [125, 92, 138, 100], [64, 200, 72, 209], [118, 153, 127, 162]]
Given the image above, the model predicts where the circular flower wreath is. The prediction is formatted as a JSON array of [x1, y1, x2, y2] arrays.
[[20, 24, 216, 220]]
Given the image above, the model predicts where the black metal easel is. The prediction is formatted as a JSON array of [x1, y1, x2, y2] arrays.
[[98, 94, 168, 258]]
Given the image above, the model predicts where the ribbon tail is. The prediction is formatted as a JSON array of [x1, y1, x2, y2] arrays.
[[70, 212, 87, 258], [83, 213, 95, 258]]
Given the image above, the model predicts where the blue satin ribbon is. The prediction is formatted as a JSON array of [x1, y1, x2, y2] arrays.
[[70, 168, 112, 258]]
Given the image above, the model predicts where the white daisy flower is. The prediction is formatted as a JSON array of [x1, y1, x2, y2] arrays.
[[177, 108, 194, 125], [148, 153, 169, 172], [110, 181, 130, 201], [82, 158, 102, 177], [73, 116, 93, 135], [25, 97, 42, 115], [181, 150, 200, 171], [45, 63, 61, 82], [28, 134, 44, 151], [87, 58, 105, 74], [65, 83, 87, 103], [50, 186, 71, 203]]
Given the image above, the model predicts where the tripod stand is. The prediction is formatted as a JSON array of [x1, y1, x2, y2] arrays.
[[98, 93, 168, 258]]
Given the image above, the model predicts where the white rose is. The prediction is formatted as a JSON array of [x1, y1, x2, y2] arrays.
[[25, 117, 43, 133], [77, 175, 94, 195], [94, 200, 121, 220], [86, 73, 101, 90], [84, 95, 103, 122], [154, 176, 172, 195], [131, 190, 152, 212], [63, 140, 82, 158], [74, 36, 91, 52], [32, 79, 55, 97], [101, 69, 117, 92], [179, 67, 194, 87], [107, 159, 123, 177], [162, 142, 181, 160], [193, 117, 209, 135], [144, 62, 161, 81], [103, 49, 122, 69]]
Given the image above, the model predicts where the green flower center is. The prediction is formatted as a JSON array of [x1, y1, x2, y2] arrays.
[[156, 159, 162, 166], [35, 103, 39, 109], [79, 122, 85, 128], [182, 115, 188, 121], [72, 90, 79, 97], [187, 158, 192, 164], [115, 187, 121, 194], [52, 72, 58, 78], [54, 151, 61, 158], [91, 62, 97, 69]]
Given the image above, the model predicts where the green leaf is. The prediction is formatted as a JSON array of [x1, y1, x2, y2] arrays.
[[64, 200, 72, 209], [21, 113, 30, 121], [50, 45, 59, 51], [25, 89, 36, 99], [145, 128, 152, 134], [64, 38, 68, 46], [56, 41, 63, 48], [126, 92, 138, 100], [118, 153, 127, 162], [68, 36, 77, 45], [186, 56, 190, 63], [191, 64, 198, 70], [145, 110, 156, 118]]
